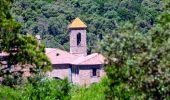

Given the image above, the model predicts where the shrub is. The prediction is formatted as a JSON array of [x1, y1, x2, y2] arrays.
[[0, 85, 23, 100], [0, 77, 70, 100], [71, 77, 108, 100]]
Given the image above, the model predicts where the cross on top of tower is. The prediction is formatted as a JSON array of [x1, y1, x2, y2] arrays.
[[68, 17, 87, 29]]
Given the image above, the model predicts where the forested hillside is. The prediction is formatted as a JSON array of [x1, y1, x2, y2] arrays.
[[12, 0, 162, 52], [1, 0, 170, 99]]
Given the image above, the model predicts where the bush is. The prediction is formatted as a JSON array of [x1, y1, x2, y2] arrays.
[[0, 77, 70, 100], [0, 85, 23, 100], [21, 78, 70, 100], [71, 77, 108, 100]]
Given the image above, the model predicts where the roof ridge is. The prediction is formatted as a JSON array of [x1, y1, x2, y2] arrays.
[[55, 48, 79, 57], [76, 53, 99, 65], [46, 48, 78, 57]]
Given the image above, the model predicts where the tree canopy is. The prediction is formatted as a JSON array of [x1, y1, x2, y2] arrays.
[[0, 0, 51, 86], [0, 0, 170, 99], [98, 0, 170, 99], [11, 0, 162, 53]]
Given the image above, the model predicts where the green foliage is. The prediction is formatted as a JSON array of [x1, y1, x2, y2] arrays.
[[0, 77, 110, 100], [1, 0, 170, 99], [21, 78, 70, 100], [0, 85, 23, 100], [99, 1, 170, 99], [0, 0, 51, 87], [0, 78, 71, 100], [11, 0, 162, 52], [0, 0, 21, 34], [71, 77, 108, 100], [100, 26, 148, 99], [1, 33, 52, 86], [0, 30, 51, 86]]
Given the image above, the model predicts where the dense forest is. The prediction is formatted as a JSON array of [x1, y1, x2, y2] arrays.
[[0, 0, 170, 100], [12, 0, 162, 53]]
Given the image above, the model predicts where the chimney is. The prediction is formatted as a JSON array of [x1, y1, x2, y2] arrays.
[[35, 35, 41, 45]]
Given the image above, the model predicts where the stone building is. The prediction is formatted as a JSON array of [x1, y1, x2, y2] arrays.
[[46, 18, 106, 85]]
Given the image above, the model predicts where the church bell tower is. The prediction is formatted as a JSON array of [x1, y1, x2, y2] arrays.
[[68, 18, 87, 56]]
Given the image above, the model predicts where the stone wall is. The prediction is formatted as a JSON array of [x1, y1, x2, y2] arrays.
[[70, 28, 87, 56], [48, 64, 70, 79], [48, 64, 106, 86], [72, 65, 105, 86]]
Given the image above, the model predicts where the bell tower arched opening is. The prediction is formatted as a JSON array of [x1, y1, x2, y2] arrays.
[[69, 18, 87, 56], [77, 33, 81, 46]]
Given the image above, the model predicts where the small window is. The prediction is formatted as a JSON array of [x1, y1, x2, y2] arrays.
[[77, 33, 81, 46], [91, 68, 100, 77], [92, 68, 97, 76], [76, 66, 79, 75], [72, 66, 79, 75]]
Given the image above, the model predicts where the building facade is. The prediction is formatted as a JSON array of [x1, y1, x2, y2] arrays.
[[46, 18, 106, 85]]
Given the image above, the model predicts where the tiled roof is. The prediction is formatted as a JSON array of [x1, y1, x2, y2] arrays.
[[45, 48, 79, 64], [68, 17, 87, 28], [71, 53, 105, 65], [45, 48, 105, 65]]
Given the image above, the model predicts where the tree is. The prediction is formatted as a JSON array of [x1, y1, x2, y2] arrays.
[[0, 0, 51, 86], [99, 1, 170, 98], [99, 23, 148, 99], [11, 0, 162, 53]]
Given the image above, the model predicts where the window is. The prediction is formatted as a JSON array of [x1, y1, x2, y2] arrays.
[[92, 68, 97, 76], [91, 68, 100, 77], [77, 33, 81, 46], [76, 66, 79, 75], [72, 66, 79, 75]]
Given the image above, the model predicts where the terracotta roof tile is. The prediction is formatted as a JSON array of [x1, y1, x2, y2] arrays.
[[71, 53, 105, 65], [45, 48, 105, 65], [45, 48, 79, 64]]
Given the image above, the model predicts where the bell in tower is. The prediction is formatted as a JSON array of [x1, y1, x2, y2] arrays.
[[68, 18, 87, 56]]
